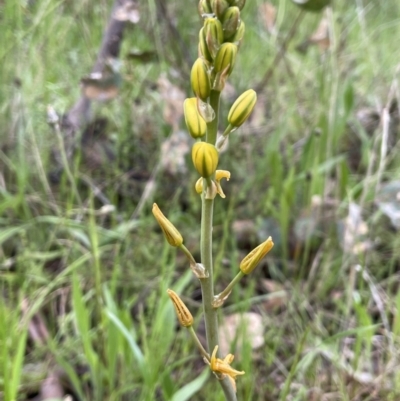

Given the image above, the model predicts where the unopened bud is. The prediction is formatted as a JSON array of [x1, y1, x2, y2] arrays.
[[214, 43, 237, 76], [191, 58, 211, 101], [204, 17, 224, 59], [192, 142, 219, 178], [199, 28, 213, 62], [231, 0, 246, 10], [184, 98, 207, 139], [152, 203, 183, 247], [198, 0, 212, 15], [210, 0, 229, 18], [230, 21, 245, 44], [240, 237, 274, 274], [292, 0, 330, 12], [222, 6, 241, 39], [227, 89, 257, 128], [167, 289, 194, 327]]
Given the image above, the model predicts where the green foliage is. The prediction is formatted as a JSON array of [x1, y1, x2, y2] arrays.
[[1, 0, 400, 399]]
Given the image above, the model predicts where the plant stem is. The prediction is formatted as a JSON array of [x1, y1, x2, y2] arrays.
[[214, 271, 244, 308], [200, 197, 237, 401], [200, 89, 237, 400], [188, 326, 210, 361]]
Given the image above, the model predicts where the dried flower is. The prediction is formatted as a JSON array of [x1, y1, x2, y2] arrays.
[[209, 345, 245, 392], [167, 289, 194, 327]]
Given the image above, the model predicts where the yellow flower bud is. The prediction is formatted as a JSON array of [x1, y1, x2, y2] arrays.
[[198, 0, 212, 15], [231, 0, 246, 10], [230, 21, 245, 45], [184, 98, 207, 139], [191, 58, 211, 101], [167, 289, 194, 327], [222, 6, 241, 39], [204, 17, 223, 59], [292, 0, 330, 12], [210, 0, 230, 19], [192, 142, 219, 178], [199, 28, 213, 62], [239, 237, 274, 274], [214, 43, 237, 76], [195, 177, 203, 194], [227, 89, 257, 128], [152, 203, 183, 247]]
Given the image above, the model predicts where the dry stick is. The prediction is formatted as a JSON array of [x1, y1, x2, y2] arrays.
[[60, 0, 130, 161], [254, 10, 305, 94], [154, 0, 192, 77]]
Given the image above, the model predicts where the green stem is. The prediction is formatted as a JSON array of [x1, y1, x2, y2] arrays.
[[188, 326, 210, 361], [200, 197, 237, 401], [180, 244, 197, 266], [201, 90, 237, 400], [214, 271, 244, 308]]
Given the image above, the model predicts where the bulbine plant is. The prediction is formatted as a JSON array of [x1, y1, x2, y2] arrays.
[[152, 0, 274, 399]]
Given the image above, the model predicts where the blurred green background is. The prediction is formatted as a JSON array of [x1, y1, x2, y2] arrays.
[[1, 0, 400, 400]]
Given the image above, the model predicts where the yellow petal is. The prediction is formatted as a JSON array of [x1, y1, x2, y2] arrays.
[[152, 203, 183, 247], [239, 236, 274, 274]]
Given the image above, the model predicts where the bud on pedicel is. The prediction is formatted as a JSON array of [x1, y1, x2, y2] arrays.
[[239, 237, 274, 274], [152, 203, 183, 247], [167, 289, 194, 327], [210, 0, 230, 19], [204, 17, 224, 59], [184, 98, 207, 139], [192, 142, 219, 178], [292, 0, 330, 12], [227, 89, 257, 128], [214, 43, 237, 76], [199, 28, 213, 62], [191, 58, 211, 101], [198, 0, 212, 15], [232, 0, 246, 10], [230, 21, 245, 45], [222, 6, 241, 39]]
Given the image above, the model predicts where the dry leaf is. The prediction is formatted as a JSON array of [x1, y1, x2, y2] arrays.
[[259, 2, 276, 34], [232, 220, 257, 247], [341, 203, 372, 255], [157, 75, 185, 131], [113, 0, 140, 23], [218, 312, 265, 356], [375, 181, 400, 229], [40, 370, 64, 400], [309, 16, 330, 51], [160, 131, 190, 175], [260, 280, 288, 311], [261, 279, 284, 293]]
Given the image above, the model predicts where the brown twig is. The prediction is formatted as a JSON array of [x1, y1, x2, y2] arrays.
[[60, 0, 132, 159], [254, 10, 305, 93]]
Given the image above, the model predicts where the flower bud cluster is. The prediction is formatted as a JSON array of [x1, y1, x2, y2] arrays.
[[189, 0, 246, 107]]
